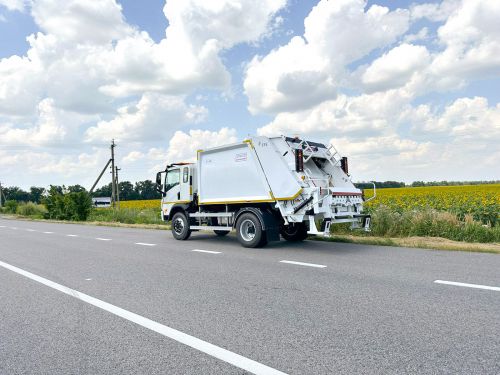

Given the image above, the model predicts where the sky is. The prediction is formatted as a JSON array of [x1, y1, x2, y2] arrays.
[[0, 0, 499, 190]]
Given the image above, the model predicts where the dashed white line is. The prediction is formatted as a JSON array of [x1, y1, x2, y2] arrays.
[[26, 229, 36, 232], [0, 225, 6, 228], [10, 227, 18, 230], [67, 234, 78, 237], [95, 238, 112, 241], [43, 231, 53, 234], [279, 260, 327, 268], [434, 280, 500, 292], [192, 249, 221, 254], [0, 259, 287, 375], [135, 242, 156, 247]]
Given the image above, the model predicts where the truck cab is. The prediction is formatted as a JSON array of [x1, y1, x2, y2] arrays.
[[156, 163, 194, 220]]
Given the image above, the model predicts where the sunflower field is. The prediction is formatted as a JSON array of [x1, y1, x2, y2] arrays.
[[364, 184, 500, 225], [120, 199, 160, 209]]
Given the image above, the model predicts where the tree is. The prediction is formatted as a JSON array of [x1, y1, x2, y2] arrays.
[[134, 180, 161, 199], [93, 183, 112, 197], [118, 181, 138, 200], [29, 187, 45, 203], [67, 184, 87, 193], [4, 186, 30, 202]]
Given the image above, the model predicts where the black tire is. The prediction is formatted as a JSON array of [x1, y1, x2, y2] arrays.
[[214, 230, 229, 236], [281, 222, 308, 242], [171, 211, 191, 240], [236, 212, 265, 248]]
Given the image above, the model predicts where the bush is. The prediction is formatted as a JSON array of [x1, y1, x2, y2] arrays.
[[43, 188, 92, 221], [3, 200, 18, 214], [16, 202, 48, 218]]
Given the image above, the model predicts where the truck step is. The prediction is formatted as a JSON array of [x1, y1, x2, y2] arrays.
[[189, 226, 232, 231], [189, 212, 233, 218]]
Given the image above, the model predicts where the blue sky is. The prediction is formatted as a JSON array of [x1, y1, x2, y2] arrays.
[[0, 0, 499, 189]]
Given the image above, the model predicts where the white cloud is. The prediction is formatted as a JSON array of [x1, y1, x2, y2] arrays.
[[0, 98, 95, 146], [146, 127, 238, 173], [258, 89, 411, 138], [431, 0, 500, 83], [122, 151, 145, 164], [31, 0, 133, 45], [244, 0, 409, 114], [0, 0, 26, 11], [85, 93, 207, 143], [410, 0, 461, 22], [361, 43, 430, 92], [164, 127, 238, 162]]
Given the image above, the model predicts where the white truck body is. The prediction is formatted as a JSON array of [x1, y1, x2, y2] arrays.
[[156, 135, 373, 247]]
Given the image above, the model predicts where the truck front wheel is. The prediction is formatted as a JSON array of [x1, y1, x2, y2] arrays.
[[236, 213, 266, 248], [171, 212, 191, 240], [281, 223, 308, 242]]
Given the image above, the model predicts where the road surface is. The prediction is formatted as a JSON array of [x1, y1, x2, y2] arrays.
[[0, 217, 499, 374]]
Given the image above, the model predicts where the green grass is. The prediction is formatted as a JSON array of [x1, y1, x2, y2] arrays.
[[88, 207, 167, 225], [332, 206, 500, 243]]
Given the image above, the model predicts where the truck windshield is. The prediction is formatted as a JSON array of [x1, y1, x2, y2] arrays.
[[165, 169, 180, 192]]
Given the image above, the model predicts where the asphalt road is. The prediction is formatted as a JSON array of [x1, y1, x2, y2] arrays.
[[0, 217, 499, 375]]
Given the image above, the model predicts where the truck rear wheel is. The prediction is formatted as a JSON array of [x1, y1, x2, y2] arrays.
[[281, 223, 308, 242], [236, 213, 266, 248], [172, 212, 191, 240]]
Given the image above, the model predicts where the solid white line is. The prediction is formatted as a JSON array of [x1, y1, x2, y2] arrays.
[[434, 280, 500, 292], [279, 260, 327, 268], [95, 238, 111, 241], [67, 234, 78, 237], [0, 260, 287, 375], [135, 242, 156, 247], [192, 249, 221, 254], [43, 231, 53, 234]]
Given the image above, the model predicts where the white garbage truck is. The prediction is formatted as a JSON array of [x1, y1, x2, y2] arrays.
[[156, 136, 374, 248]]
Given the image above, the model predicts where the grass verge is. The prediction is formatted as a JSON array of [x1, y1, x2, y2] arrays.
[[315, 234, 500, 254]]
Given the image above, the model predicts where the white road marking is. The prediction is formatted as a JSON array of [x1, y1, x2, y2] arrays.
[[434, 280, 500, 292], [67, 234, 78, 237], [26, 229, 36, 232], [0, 260, 287, 375], [43, 231, 53, 234], [10, 227, 18, 230], [192, 249, 221, 254], [85, 278, 92, 281], [0, 225, 6, 228], [135, 242, 156, 247], [95, 238, 111, 241], [279, 260, 327, 268]]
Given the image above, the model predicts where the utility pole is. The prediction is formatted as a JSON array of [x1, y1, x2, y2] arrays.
[[115, 166, 121, 209], [0, 181, 3, 208], [110, 139, 116, 208]]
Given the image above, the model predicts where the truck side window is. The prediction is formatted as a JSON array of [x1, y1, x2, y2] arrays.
[[165, 169, 180, 192], [183, 167, 189, 183]]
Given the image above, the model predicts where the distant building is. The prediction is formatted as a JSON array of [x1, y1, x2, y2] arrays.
[[92, 197, 111, 208]]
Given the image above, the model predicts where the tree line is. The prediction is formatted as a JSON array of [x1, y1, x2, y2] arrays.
[[2, 180, 161, 203]]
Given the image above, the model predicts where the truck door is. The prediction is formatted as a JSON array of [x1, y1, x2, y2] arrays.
[[180, 166, 191, 202]]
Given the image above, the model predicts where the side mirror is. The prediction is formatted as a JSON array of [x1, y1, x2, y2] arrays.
[[156, 171, 162, 186]]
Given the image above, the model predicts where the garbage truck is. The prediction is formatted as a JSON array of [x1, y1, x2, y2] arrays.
[[155, 135, 374, 248]]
